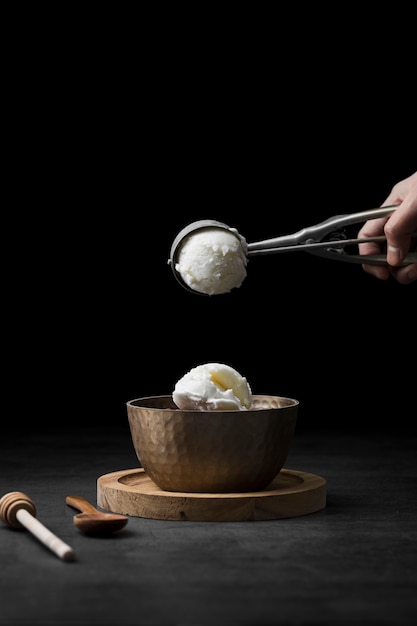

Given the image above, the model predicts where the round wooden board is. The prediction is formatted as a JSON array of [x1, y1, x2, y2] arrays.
[[97, 468, 326, 522]]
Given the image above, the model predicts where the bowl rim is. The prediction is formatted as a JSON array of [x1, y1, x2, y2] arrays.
[[126, 394, 299, 412]]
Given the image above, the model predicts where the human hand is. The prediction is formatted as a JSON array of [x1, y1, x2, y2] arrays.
[[358, 171, 417, 284]]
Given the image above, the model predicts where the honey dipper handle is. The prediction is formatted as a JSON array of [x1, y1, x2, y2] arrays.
[[16, 509, 75, 561], [0, 491, 74, 561]]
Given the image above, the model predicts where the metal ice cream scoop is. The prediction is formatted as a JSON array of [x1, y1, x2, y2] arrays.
[[168, 205, 417, 294]]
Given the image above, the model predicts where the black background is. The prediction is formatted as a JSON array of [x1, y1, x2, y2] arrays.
[[4, 9, 415, 434]]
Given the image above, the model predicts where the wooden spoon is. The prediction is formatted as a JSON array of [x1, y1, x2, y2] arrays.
[[66, 495, 128, 535]]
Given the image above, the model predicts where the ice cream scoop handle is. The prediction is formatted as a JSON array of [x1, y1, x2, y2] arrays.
[[247, 205, 399, 251]]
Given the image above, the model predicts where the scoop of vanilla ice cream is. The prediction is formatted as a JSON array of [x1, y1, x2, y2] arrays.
[[175, 227, 248, 295], [173, 363, 252, 411]]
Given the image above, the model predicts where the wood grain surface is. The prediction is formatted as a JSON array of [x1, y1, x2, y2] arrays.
[[97, 468, 326, 522]]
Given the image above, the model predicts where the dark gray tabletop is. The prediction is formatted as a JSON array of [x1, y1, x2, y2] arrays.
[[1, 426, 416, 625]]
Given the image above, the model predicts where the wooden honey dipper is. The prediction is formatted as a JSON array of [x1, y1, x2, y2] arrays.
[[0, 491, 74, 561]]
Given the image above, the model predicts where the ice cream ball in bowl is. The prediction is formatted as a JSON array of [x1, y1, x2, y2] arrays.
[[127, 363, 299, 493]]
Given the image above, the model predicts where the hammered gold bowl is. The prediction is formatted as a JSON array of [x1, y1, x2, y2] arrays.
[[126, 395, 298, 493]]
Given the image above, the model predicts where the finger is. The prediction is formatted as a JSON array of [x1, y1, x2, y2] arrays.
[[358, 239, 382, 258], [358, 225, 388, 280], [357, 216, 388, 240], [384, 206, 417, 266], [389, 263, 417, 285], [361, 262, 390, 280], [386, 240, 411, 267]]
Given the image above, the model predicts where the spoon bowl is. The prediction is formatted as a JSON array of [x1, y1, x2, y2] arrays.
[[66, 495, 128, 535]]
